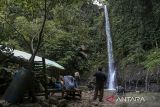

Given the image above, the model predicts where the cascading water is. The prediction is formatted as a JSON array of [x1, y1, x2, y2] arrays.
[[104, 5, 116, 90]]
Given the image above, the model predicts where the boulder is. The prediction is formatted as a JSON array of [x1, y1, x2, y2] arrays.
[[0, 103, 3, 107], [57, 99, 68, 107], [49, 97, 58, 105], [39, 101, 49, 107], [52, 105, 57, 107]]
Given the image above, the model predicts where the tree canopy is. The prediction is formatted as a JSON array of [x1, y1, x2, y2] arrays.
[[0, 0, 160, 76]]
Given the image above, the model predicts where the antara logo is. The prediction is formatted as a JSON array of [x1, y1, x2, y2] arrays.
[[116, 96, 145, 102], [105, 95, 145, 104], [105, 95, 115, 104]]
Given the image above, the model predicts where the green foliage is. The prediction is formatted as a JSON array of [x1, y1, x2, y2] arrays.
[[41, 2, 107, 72], [142, 49, 160, 70], [1, 0, 159, 75], [0, 0, 107, 74], [109, 0, 160, 70]]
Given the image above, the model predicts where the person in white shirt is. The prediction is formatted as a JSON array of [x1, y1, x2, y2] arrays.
[[74, 72, 80, 88]]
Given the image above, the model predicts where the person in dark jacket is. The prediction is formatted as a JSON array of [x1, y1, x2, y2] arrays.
[[93, 67, 107, 102]]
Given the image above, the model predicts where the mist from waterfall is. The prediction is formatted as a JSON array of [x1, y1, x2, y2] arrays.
[[104, 5, 116, 90]]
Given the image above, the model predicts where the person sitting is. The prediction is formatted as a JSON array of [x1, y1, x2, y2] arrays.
[[63, 75, 77, 90], [53, 76, 64, 90], [50, 75, 82, 98], [59, 75, 64, 87], [54, 81, 62, 90]]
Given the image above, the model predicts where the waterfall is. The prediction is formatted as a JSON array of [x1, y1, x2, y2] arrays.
[[104, 5, 116, 90]]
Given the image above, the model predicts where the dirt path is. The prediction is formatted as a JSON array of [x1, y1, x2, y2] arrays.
[[67, 90, 160, 107], [67, 90, 113, 107]]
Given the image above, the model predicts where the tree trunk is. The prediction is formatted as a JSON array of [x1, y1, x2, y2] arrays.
[[145, 70, 149, 91], [157, 68, 159, 85], [124, 72, 127, 90], [124, 79, 127, 91], [29, 0, 47, 64], [128, 80, 131, 90], [136, 79, 139, 91]]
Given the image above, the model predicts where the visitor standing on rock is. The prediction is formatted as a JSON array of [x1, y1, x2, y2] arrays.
[[93, 67, 106, 102]]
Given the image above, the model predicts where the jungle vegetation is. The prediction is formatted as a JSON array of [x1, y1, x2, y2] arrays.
[[0, 0, 160, 90]]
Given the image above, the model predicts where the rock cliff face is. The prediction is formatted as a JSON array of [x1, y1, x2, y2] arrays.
[[81, 63, 160, 92]]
